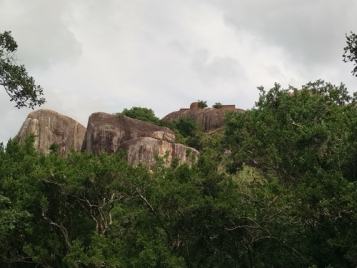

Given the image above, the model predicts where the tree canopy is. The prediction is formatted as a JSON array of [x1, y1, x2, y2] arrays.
[[224, 80, 357, 266], [212, 102, 223, 108], [118, 106, 160, 125], [197, 100, 207, 108], [0, 31, 45, 109], [2, 31, 357, 266], [343, 31, 357, 77], [3, 79, 357, 266]]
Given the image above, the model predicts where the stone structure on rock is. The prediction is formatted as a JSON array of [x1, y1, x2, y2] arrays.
[[119, 137, 199, 168], [15, 109, 86, 156], [162, 102, 245, 131]]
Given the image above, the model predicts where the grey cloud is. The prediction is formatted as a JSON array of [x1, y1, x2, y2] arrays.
[[0, 92, 30, 144], [190, 49, 247, 86], [0, 0, 82, 70], [167, 40, 191, 57], [264, 65, 282, 77], [2, 0, 355, 144], [206, 0, 357, 69]]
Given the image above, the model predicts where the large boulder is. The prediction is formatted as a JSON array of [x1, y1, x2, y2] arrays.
[[82, 112, 175, 154], [118, 137, 198, 168], [15, 109, 86, 156], [162, 106, 244, 131]]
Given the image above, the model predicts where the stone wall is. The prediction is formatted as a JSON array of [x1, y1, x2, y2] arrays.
[[220, 105, 236, 110], [180, 102, 236, 111]]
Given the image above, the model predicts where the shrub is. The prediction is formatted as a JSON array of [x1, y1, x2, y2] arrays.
[[212, 102, 223, 109], [197, 100, 207, 108], [117, 107, 160, 125]]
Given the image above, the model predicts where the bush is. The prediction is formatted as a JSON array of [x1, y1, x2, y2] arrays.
[[117, 107, 160, 125], [197, 100, 207, 108], [212, 102, 223, 109], [172, 117, 205, 150], [173, 117, 200, 138]]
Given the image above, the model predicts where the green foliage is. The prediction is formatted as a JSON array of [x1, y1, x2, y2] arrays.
[[118, 106, 160, 125], [49, 143, 59, 154], [172, 116, 198, 138], [343, 31, 357, 77], [224, 80, 357, 266], [171, 117, 205, 150], [197, 99, 207, 108], [0, 135, 302, 267], [212, 102, 223, 108], [225, 80, 356, 180], [170, 157, 179, 169], [0, 31, 45, 109], [4, 79, 357, 266]]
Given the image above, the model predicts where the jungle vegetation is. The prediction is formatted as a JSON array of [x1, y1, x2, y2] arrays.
[[2, 80, 357, 267], [1, 31, 357, 267]]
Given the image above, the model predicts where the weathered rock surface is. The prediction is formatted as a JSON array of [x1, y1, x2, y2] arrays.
[[82, 112, 175, 154], [162, 107, 244, 131], [15, 109, 86, 156], [118, 137, 198, 168]]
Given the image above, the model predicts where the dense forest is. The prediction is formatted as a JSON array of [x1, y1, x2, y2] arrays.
[[2, 31, 357, 267], [1, 80, 357, 267]]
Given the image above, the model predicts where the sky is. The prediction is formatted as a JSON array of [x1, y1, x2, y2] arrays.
[[0, 0, 356, 143]]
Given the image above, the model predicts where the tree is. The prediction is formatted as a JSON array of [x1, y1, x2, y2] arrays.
[[225, 80, 356, 181], [197, 100, 207, 108], [0, 137, 152, 267], [343, 31, 357, 77], [212, 102, 223, 108], [173, 117, 200, 138], [171, 117, 205, 150], [0, 31, 45, 109], [3, 126, 352, 266], [118, 106, 160, 125], [224, 80, 357, 266]]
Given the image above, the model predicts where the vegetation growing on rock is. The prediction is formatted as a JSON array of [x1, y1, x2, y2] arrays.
[[212, 102, 223, 108], [197, 100, 207, 108], [117, 106, 160, 125]]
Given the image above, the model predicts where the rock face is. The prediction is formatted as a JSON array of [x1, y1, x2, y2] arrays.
[[15, 109, 86, 156], [15, 110, 199, 168], [82, 112, 175, 154], [118, 137, 199, 168], [162, 103, 245, 131], [162, 108, 228, 131]]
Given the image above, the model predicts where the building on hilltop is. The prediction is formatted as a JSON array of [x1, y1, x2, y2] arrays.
[[179, 102, 238, 111]]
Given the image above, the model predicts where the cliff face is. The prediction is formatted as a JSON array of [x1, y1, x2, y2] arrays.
[[118, 137, 198, 168], [15, 110, 199, 168], [81, 112, 175, 154], [15, 109, 86, 156]]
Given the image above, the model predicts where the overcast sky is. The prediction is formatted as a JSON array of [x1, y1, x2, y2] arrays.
[[1, 0, 356, 144]]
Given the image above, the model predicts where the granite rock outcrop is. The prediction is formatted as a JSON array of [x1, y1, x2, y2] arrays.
[[81, 112, 175, 154], [15, 110, 199, 168], [118, 137, 198, 168], [15, 109, 86, 156], [162, 102, 244, 131]]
